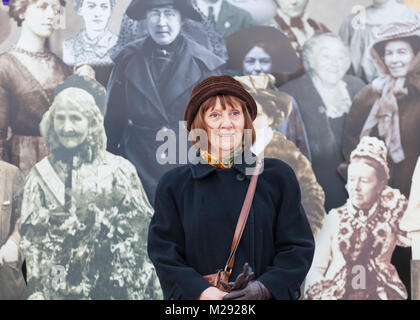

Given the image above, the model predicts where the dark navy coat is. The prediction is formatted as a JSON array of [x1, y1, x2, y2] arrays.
[[147, 156, 315, 300]]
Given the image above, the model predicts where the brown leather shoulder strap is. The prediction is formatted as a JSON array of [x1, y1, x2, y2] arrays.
[[224, 159, 263, 276]]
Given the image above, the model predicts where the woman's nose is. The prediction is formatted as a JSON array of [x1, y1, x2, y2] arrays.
[[220, 112, 233, 128], [253, 62, 262, 73], [389, 53, 400, 64], [157, 13, 169, 26], [62, 120, 74, 133]]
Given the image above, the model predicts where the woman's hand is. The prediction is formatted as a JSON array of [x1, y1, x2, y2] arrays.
[[221, 262, 254, 292], [198, 287, 227, 300], [223, 281, 272, 300]]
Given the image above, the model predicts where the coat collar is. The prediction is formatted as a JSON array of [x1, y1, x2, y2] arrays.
[[190, 150, 260, 180]]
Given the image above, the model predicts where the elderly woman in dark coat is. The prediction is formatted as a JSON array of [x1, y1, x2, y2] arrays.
[[148, 75, 315, 300], [280, 33, 365, 212], [105, 0, 225, 205]]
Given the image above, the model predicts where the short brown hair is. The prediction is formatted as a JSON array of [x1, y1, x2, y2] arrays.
[[9, 0, 66, 27], [190, 94, 256, 150]]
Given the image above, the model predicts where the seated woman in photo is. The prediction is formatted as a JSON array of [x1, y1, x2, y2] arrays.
[[305, 136, 410, 300], [63, 0, 117, 67], [19, 75, 161, 300]]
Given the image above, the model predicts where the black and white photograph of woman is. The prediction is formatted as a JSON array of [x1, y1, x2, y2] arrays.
[[19, 75, 162, 299], [280, 33, 366, 212], [62, 0, 118, 67], [339, 0, 419, 83]]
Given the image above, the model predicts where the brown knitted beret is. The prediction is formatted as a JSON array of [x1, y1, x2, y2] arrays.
[[184, 75, 258, 131]]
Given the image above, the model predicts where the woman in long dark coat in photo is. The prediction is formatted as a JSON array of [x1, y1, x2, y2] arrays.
[[147, 75, 315, 300]]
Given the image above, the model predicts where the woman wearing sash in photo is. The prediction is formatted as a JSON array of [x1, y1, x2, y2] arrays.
[[19, 75, 162, 299]]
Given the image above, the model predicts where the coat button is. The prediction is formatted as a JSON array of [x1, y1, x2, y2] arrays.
[[294, 291, 300, 299], [236, 173, 245, 181], [128, 119, 133, 126]]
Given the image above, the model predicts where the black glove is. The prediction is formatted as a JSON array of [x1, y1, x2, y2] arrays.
[[223, 280, 272, 300], [220, 262, 254, 292]]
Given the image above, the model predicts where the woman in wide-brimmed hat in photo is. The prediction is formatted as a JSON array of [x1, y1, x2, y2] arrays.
[[147, 75, 315, 300], [343, 22, 420, 200]]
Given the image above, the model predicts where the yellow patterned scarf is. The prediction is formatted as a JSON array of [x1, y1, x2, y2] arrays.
[[200, 148, 242, 169]]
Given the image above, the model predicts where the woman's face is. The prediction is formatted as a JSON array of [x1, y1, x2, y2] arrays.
[[78, 0, 112, 32], [384, 40, 415, 78], [204, 97, 245, 155], [348, 160, 383, 210], [146, 6, 182, 46], [242, 46, 273, 76], [22, 0, 61, 39], [53, 104, 89, 150], [277, 0, 308, 18], [310, 39, 350, 86]]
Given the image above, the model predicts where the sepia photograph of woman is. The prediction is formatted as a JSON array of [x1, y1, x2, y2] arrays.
[[0, 0, 71, 175], [305, 137, 411, 300]]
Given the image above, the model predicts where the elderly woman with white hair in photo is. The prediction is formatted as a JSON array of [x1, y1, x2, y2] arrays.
[[280, 33, 365, 212], [19, 75, 162, 300], [305, 136, 411, 300], [62, 0, 117, 67]]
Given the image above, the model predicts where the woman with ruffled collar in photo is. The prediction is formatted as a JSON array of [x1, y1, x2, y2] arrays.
[[62, 0, 117, 67], [305, 136, 411, 300]]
